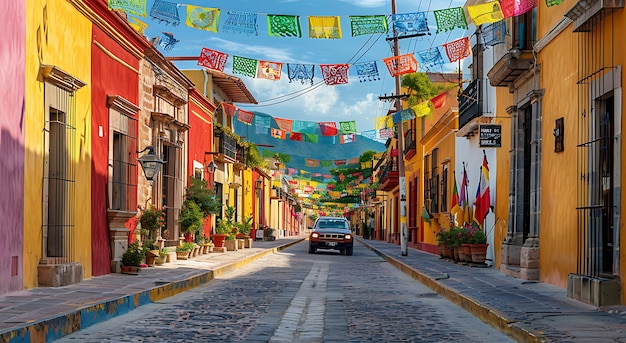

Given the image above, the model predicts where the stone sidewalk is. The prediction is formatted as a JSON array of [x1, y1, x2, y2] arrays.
[[358, 238, 626, 343], [0, 238, 303, 343]]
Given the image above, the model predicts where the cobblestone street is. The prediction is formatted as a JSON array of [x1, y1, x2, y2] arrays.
[[55, 242, 512, 343]]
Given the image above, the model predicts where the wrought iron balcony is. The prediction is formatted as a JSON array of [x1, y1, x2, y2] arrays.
[[378, 157, 399, 191], [458, 78, 484, 130], [214, 127, 237, 161], [234, 144, 247, 169], [403, 129, 416, 158]]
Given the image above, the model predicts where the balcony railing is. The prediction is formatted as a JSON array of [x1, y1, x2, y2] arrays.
[[236, 144, 246, 165], [378, 157, 398, 190], [458, 78, 484, 130], [403, 129, 416, 156], [214, 128, 237, 160]]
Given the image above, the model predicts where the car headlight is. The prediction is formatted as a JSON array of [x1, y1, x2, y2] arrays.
[[311, 232, 319, 238], [345, 234, 352, 240]]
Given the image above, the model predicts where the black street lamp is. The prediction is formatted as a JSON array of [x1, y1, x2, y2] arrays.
[[206, 160, 218, 173], [137, 146, 164, 182]]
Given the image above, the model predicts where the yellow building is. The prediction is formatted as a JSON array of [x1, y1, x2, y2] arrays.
[[25, 0, 92, 287], [486, 2, 624, 306]]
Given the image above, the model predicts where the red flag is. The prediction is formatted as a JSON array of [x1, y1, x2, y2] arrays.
[[237, 109, 254, 125], [430, 92, 447, 109], [290, 132, 303, 141], [473, 154, 491, 227], [318, 122, 338, 136], [198, 48, 229, 71], [275, 117, 293, 132], [221, 102, 238, 117], [383, 53, 418, 77]]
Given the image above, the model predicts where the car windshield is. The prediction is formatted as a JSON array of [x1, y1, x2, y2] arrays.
[[316, 220, 348, 229]]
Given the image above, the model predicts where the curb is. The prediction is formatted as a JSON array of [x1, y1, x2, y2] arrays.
[[1, 239, 305, 343], [357, 238, 545, 343]]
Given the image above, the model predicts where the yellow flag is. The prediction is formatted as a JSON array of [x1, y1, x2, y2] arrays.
[[186, 6, 220, 32], [467, 1, 504, 26], [374, 115, 394, 130], [308, 16, 342, 39], [412, 102, 432, 118]]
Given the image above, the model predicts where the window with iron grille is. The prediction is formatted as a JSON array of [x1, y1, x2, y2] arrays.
[[108, 97, 138, 212], [43, 82, 78, 263], [423, 155, 430, 205], [430, 149, 439, 213], [409, 177, 418, 228], [440, 165, 448, 213]]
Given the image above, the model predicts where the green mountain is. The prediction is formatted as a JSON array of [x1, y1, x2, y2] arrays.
[[235, 112, 386, 176]]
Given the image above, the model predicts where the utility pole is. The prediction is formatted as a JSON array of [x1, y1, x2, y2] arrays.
[[391, 0, 408, 256]]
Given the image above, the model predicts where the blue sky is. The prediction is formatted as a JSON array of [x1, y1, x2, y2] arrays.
[[140, 0, 469, 133]]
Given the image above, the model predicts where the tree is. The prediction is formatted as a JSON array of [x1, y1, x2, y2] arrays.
[[185, 176, 221, 216], [401, 72, 442, 107]]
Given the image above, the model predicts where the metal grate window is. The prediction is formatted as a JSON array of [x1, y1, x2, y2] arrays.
[[43, 84, 76, 263], [109, 108, 138, 211]]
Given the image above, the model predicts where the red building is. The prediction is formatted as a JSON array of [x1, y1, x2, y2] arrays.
[[89, 1, 152, 275]]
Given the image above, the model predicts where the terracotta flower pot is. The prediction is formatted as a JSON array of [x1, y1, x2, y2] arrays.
[[212, 234, 227, 248], [470, 243, 489, 264], [461, 244, 473, 262]]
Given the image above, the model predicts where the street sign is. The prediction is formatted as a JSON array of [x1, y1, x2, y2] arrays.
[[479, 124, 501, 148]]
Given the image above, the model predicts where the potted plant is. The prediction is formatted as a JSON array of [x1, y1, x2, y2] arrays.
[[143, 239, 160, 267], [176, 242, 195, 260], [139, 204, 166, 243], [180, 199, 204, 243], [264, 227, 276, 241], [468, 226, 488, 264], [215, 206, 236, 248], [155, 248, 167, 265], [435, 229, 452, 259], [238, 215, 253, 248], [121, 242, 145, 275]]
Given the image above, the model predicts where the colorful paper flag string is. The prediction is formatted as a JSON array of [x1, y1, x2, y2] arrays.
[[232, 56, 258, 78], [267, 15, 302, 37], [383, 53, 418, 77], [416, 48, 445, 70], [433, 7, 467, 33], [442, 37, 472, 63], [257, 60, 283, 81], [318, 122, 339, 136], [349, 15, 388, 36], [237, 109, 254, 125], [255, 115, 270, 135], [320, 64, 349, 85], [149, 0, 180, 26], [222, 11, 258, 35], [158, 32, 179, 51], [186, 6, 219, 32], [129, 17, 149, 34], [274, 118, 293, 133], [391, 12, 429, 37], [287, 64, 315, 85], [197, 48, 228, 71], [292, 120, 317, 134], [339, 121, 357, 134], [309, 16, 342, 39], [500, 0, 537, 17], [108, 0, 147, 18], [354, 61, 380, 82], [467, 1, 504, 26], [221, 102, 238, 117]]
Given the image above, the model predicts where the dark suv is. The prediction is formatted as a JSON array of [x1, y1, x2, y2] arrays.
[[308, 216, 353, 255]]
